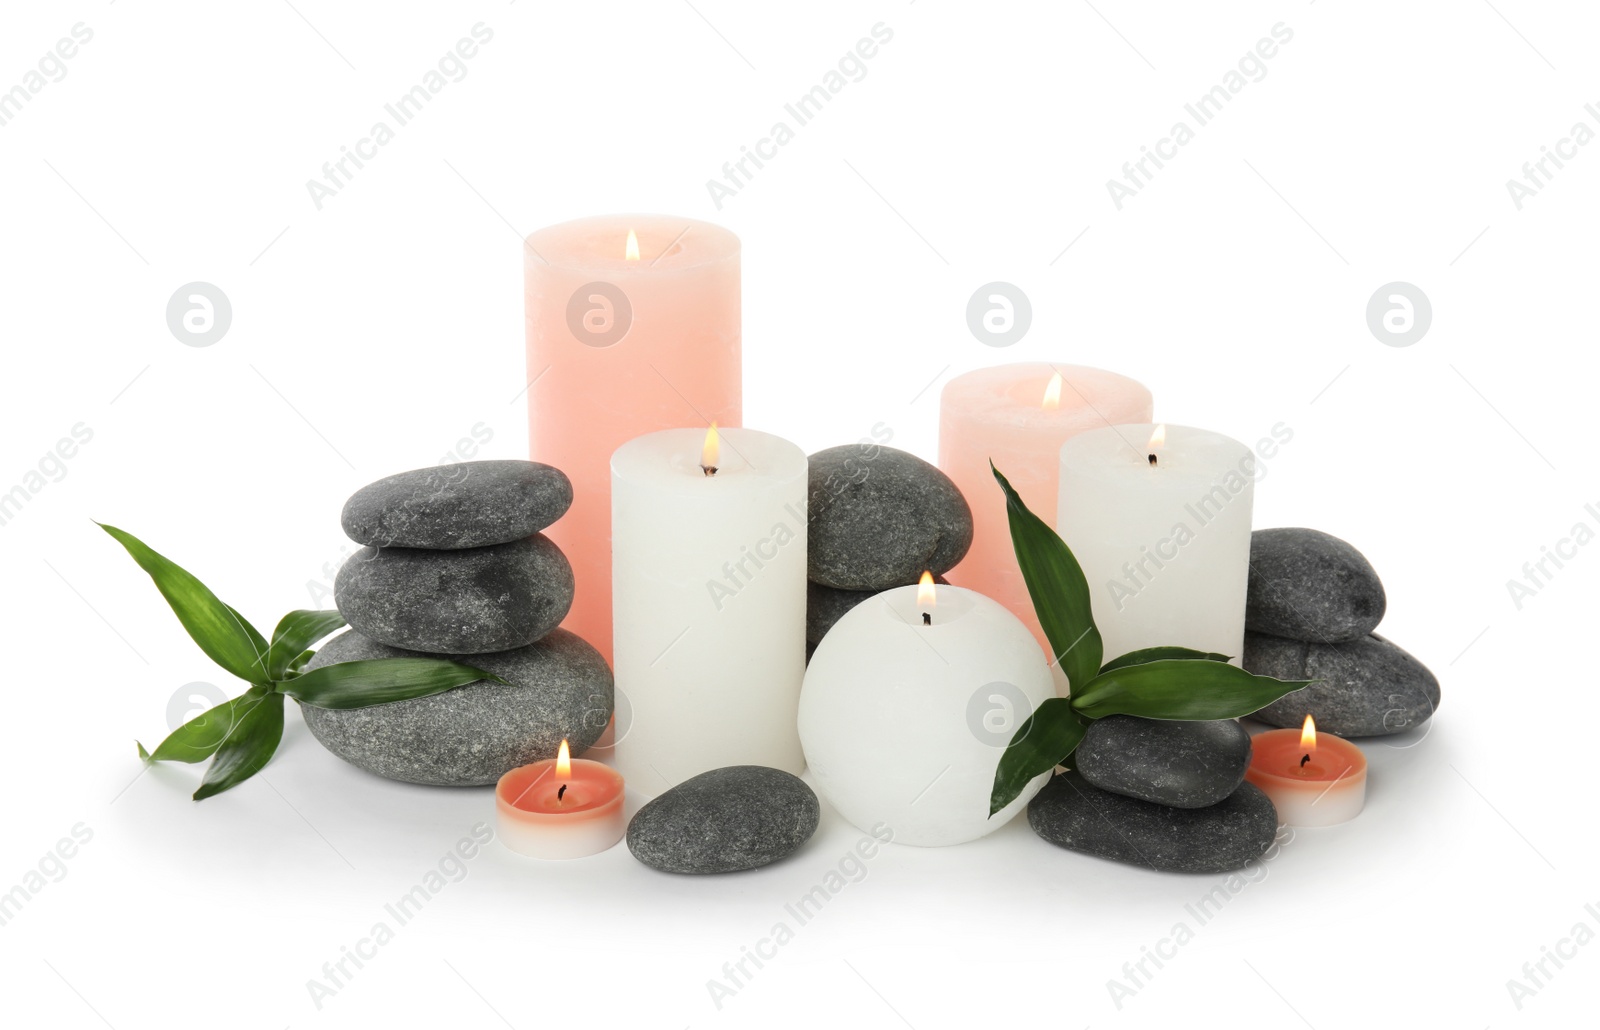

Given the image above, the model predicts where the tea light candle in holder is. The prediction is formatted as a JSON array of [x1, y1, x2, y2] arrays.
[[1245, 715, 1367, 826], [496, 740, 626, 859], [798, 574, 1056, 847]]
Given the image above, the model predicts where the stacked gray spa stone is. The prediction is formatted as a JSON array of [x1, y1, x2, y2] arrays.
[[302, 459, 614, 786], [1028, 717, 1279, 874], [804, 444, 974, 656], [1242, 528, 1440, 737]]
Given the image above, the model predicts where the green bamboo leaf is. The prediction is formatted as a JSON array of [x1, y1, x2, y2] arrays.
[[991, 464, 1102, 692], [279, 658, 504, 710], [265, 610, 347, 680], [98, 523, 270, 683], [284, 649, 315, 679], [1070, 659, 1311, 721], [989, 697, 1090, 817], [193, 691, 284, 800], [139, 684, 272, 764], [1099, 646, 1231, 675]]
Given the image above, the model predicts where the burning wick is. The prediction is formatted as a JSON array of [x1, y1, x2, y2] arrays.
[[1300, 754, 1311, 768], [558, 783, 568, 801], [1147, 424, 1165, 468], [700, 422, 720, 477], [921, 612, 931, 626], [916, 571, 936, 627]]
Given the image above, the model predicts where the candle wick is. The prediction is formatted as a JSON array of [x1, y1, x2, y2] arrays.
[[921, 612, 931, 626], [1299, 754, 1311, 768], [1147, 453, 1158, 467], [558, 783, 568, 801], [699, 464, 718, 477]]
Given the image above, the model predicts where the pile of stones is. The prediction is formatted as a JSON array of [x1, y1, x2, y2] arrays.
[[804, 444, 973, 656], [1243, 527, 1440, 737], [303, 459, 614, 786], [1028, 717, 1279, 873]]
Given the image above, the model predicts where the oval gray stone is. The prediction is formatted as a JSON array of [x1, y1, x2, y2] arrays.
[[627, 766, 820, 874], [335, 534, 572, 653], [1247, 528, 1386, 643], [300, 628, 612, 786], [342, 459, 572, 550], [807, 574, 946, 645], [1028, 770, 1279, 873], [1076, 716, 1252, 808], [807, 445, 973, 591], [1245, 631, 1440, 737]]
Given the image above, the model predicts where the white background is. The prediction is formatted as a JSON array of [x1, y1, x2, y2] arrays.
[[0, 1, 1593, 1027]]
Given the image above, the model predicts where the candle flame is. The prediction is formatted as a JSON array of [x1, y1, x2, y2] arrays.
[[625, 229, 640, 261], [556, 738, 571, 779], [1300, 714, 1317, 753], [917, 570, 937, 607], [701, 422, 720, 472], [1042, 371, 1063, 410], [1148, 424, 1166, 450]]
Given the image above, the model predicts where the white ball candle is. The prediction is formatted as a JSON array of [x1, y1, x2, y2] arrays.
[[1057, 423, 1255, 664], [612, 426, 807, 797], [798, 579, 1056, 847]]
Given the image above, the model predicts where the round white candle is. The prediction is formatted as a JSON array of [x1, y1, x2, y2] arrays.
[[612, 427, 807, 797], [1057, 424, 1255, 664], [798, 581, 1055, 847]]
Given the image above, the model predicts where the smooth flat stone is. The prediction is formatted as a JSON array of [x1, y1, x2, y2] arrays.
[[1247, 528, 1386, 643], [335, 534, 572, 653], [1245, 631, 1440, 736], [1028, 771, 1279, 873], [342, 459, 572, 549], [1076, 716, 1252, 808], [300, 628, 612, 786], [807, 445, 973, 591], [806, 575, 945, 645], [627, 766, 820, 874]]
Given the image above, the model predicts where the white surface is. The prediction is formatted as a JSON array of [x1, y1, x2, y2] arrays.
[[799, 583, 1055, 846], [0, 2, 1591, 1028]]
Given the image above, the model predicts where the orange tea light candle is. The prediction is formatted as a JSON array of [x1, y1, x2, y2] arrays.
[[495, 740, 626, 859], [1245, 716, 1367, 827]]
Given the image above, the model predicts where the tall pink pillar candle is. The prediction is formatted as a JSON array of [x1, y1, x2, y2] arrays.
[[938, 363, 1152, 660], [525, 215, 741, 662]]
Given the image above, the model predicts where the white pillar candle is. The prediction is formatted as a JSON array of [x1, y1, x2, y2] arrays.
[[1057, 423, 1255, 664], [612, 426, 807, 796], [798, 579, 1055, 847]]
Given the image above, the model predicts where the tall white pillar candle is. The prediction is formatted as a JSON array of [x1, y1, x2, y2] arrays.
[[1057, 424, 1255, 664], [799, 579, 1056, 847], [612, 427, 807, 796]]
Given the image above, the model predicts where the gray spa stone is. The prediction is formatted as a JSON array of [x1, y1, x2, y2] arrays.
[[335, 534, 572, 653], [341, 459, 572, 550], [1028, 771, 1279, 873], [1247, 528, 1386, 643], [299, 628, 612, 786], [1245, 631, 1440, 737], [806, 575, 947, 645], [1076, 716, 1252, 809], [807, 445, 973, 591], [626, 766, 820, 874]]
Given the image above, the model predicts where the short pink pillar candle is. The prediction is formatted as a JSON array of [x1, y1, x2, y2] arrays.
[[524, 215, 741, 662], [495, 741, 626, 859], [938, 363, 1152, 657]]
